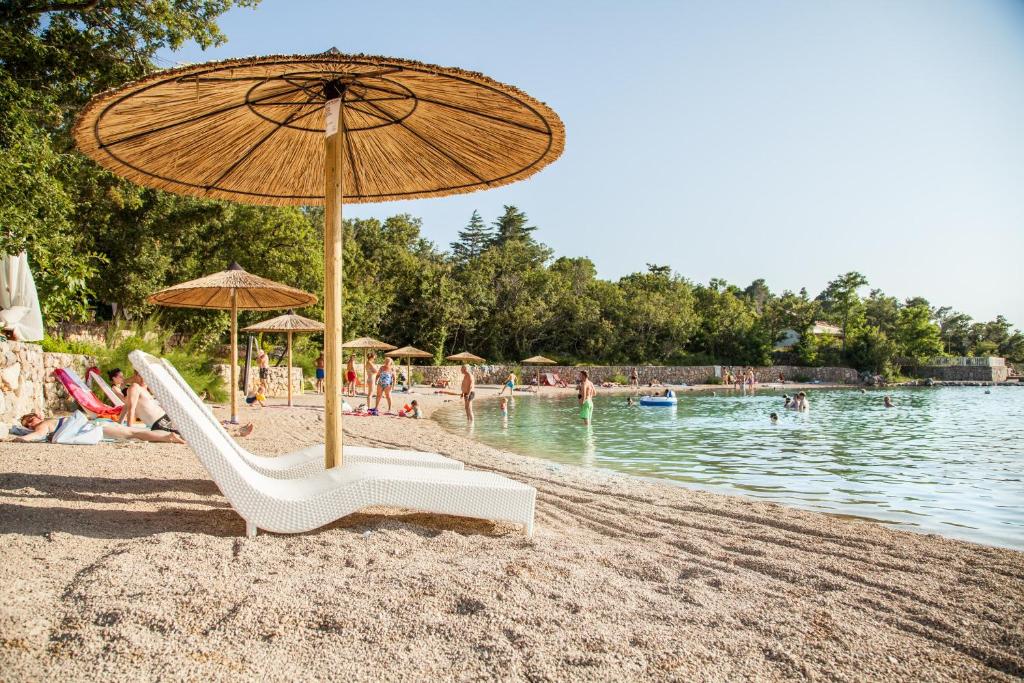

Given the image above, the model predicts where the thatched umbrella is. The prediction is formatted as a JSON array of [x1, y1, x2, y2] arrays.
[[73, 51, 564, 468], [522, 355, 557, 389], [149, 263, 316, 423], [446, 351, 485, 363], [385, 345, 433, 391], [243, 311, 324, 407], [342, 336, 397, 395]]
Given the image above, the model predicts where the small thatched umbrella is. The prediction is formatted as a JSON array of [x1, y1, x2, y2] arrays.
[[149, 263, 316, 423], [446, 351, 485, 364], [385, 345, 433, 391], [342, 337, 397, 395], [73, 51, 564, 468], [243, 311, 324, 406], [522, 355, 557, 389]]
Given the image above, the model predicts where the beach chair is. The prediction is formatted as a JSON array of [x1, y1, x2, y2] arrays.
[[52, 367, 123, 420], [130, 350, 536, 537], [85, 367, 124, 407], [153, 356, 464, 477]]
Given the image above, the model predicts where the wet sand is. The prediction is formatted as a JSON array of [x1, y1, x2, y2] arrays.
[[1, 387, 1022, 681]]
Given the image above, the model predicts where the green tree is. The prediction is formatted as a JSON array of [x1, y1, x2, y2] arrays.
[[893, 299, 943, 362], [449, 210, 493, 262], [818, 271, 869, 354]]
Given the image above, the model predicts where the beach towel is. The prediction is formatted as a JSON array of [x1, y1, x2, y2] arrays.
[[50, 410, 103, 445], [52, 368, 123, 419]]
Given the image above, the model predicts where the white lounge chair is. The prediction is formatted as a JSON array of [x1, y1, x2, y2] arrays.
[[130, 350, 535, 537], [155, 356, 463, 477]]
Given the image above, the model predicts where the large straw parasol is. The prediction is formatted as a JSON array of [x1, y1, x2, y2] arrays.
[[522, 355, 557, 389], [446, 351, 485, 363], [149, 262, 316, 423], [73, 51, 564, 468], [242, 311, 324, 406], [385, 345, 433, 391]]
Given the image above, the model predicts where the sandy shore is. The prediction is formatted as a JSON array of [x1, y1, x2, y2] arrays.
[[1, 386, 1022, 681]]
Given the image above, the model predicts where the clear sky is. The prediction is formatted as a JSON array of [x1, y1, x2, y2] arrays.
[[160, 0, 1024, 326]]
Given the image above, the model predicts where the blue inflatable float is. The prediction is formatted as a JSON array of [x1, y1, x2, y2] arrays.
[[639, 395, 677, 406]]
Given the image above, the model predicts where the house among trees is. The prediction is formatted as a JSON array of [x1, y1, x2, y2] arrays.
[[774, 321, 843, 351]]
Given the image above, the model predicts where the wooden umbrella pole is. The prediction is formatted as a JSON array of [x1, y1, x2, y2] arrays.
[[287, 330, 294, 407], [230, 289, 238, 423], [323, 91, 345, 468]]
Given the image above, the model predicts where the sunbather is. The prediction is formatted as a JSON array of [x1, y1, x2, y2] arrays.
[[108, 368, 128, 401], [15, 411, 184, 443]]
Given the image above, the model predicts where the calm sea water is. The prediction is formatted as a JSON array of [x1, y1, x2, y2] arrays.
[[434, 387, 1024, 549]]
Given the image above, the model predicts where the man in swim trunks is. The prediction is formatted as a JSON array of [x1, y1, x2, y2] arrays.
[[257, 348, 270, 383], [460, 364, 476, 422], [578, 370, 595, 425], [16, 411, 184, 443], [629, 367, 639, 392], [123, 371, 181, 434], [315, 352, 325, 394]]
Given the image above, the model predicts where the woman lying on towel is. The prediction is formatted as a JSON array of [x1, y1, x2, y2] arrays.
[[14, 411, 184, 444]]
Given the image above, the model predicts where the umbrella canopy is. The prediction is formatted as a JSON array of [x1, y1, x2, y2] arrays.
[[446, 351, 485, 363], [243, 312, 325, 407], [73, 50, 564, 469], [385, 346, 433, 391], [72, 51, 564, 204], [385, 345, 432, 359], [150, 263, 316, 310], [242, 312, 325, 333], [521, 355, 557, 365], [341, 337, 397, 351], [149, 263, 316, 421]]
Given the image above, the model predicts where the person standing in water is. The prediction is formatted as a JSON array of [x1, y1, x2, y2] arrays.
[[578, 369, 596, 425], [629, 367, 639, 393], [459, 364, 476, 422], [883, 395, 895, 408]]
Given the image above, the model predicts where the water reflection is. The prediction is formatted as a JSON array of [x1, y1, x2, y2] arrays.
[[434, 387, 1024, 549]]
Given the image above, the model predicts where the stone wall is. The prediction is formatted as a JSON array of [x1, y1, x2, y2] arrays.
[[0, 340, 96, 432], [213, 364, 304, 398], [908, 365, 1010, 382], [412, 364, 860, 387]]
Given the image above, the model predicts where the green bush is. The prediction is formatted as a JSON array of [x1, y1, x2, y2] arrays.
[[792, 373, 811, 383], [40, 335, 103, 356], [93, 320, 227, 402], [705, 376, 722, 385], [609, 372, 628, 385]]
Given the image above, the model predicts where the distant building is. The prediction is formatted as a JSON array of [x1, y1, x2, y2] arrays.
[[773, 321, 843, 351]]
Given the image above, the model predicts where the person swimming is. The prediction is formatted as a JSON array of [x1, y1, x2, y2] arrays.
[[783, 394, 791, 409], [883, 395, 894, 408], [770, 412, 779, 423], [626, 396, 635, 406]]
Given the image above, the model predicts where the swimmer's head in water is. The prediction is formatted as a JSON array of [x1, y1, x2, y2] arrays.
[[770, 412, 778, 422]]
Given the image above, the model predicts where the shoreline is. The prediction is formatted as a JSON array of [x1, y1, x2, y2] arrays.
[[1, 391, 1022, 680]]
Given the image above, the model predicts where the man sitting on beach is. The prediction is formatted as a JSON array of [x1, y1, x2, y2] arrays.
[[122, 370, 180, 434], [15, 411, 184, 444], [460, 364, 476, 422]]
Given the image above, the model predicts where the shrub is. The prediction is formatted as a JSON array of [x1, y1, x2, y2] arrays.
[[705, 376, 722, 385], [792, 373, 811, 383], [40, 335, 103, 356], [609, 373, 628, 385]]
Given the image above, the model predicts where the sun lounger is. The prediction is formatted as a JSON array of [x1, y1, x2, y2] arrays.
[[86, 367, 124, 407], [130, 350, 536, 537], [153, 356, 464, 477], [52, 367, 122, 420]]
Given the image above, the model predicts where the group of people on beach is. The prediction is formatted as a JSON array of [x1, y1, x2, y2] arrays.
[[723, 366, 759, 394], [16, 366, 193, 444]]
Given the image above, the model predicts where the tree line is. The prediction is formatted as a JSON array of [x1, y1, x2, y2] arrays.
[[3, 2, 1022, 374]]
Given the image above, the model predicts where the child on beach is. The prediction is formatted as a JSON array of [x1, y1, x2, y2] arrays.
[[500, 397, 508, 416], [245, 380, 267, 407], [315, 352, 325, 394]]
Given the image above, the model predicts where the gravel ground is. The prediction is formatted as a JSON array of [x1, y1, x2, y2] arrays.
[[1, 388, 1022, 681]]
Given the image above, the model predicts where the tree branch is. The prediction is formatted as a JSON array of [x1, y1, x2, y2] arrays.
[[13, 0, 101, 19]]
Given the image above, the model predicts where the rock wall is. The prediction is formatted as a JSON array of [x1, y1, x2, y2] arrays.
[[412, 364, 860, 387], [213, 364, 304, 399], [909, 365, 1010, 382], [0, 340, 96, 432]]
